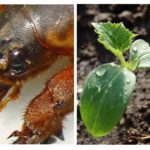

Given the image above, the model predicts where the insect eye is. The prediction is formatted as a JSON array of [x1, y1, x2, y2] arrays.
[[9, 48, 26, 75]]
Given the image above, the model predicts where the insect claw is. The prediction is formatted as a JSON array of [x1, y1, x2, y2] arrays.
[[7, 130, 20, 139], [7, 134, 13, 139]]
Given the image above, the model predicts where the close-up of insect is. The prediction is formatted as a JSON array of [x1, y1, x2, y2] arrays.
[[0, 5, 74, 144]]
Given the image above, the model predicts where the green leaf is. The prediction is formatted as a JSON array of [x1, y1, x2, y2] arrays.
[[92, 22, 137, 53], [130, 39, 150, 69], [80, 63, 136, 137]]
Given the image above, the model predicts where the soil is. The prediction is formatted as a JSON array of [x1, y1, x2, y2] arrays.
[[77, 4, 150, 144]]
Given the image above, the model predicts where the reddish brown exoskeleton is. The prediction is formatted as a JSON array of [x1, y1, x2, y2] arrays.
[[0, 5, 73, 144]]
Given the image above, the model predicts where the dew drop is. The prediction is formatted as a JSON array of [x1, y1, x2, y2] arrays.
[[95, 69, 106, 77], [108, 83, 112, 88], [126, 79, 130, 84], [110, 63, 115, 67], [125, 91, 128, 96], [96, 84, 101, 93], [98, 87, 101, 92], [105, 90, 108, 94], [132, 46, 137, 52]]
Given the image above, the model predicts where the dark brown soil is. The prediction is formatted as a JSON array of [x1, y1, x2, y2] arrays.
[[77, 4, 150, 144]]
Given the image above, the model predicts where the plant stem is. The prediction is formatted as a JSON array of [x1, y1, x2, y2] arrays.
[[118, 53, 127, 68], [112, 50, 128, 68]]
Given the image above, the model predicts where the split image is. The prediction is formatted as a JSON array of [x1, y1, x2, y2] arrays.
[[0, 4, 150, 145]]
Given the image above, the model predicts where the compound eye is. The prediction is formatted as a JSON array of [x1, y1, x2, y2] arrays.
[[9, 48, 26, 75]]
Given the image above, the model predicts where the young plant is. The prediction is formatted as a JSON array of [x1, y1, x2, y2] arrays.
[[80, 22, 150, 137]]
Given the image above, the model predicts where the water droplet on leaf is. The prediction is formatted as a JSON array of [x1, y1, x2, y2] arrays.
[[126, 79, 130, 84], [125, 92, 128, 96], [98, 87, 101, 92], [110, 63, 115, 67], [96, 84, 101, 93], [133, 46, 137, 52], [108, 83, 112, 88], [95, 69, 106, 77]]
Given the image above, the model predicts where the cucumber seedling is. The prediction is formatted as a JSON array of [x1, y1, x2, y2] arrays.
[[80, 22, 150, 137]]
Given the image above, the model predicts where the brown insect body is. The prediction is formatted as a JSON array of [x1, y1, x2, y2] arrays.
[[10, 66, 73, 144], [0, 5, 74, 144]]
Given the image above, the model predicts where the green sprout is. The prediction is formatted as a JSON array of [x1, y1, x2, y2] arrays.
[[80, 22, 150, 137]]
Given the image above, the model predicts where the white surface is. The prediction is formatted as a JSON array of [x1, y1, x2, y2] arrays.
[[0, 56, 74, 144]]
